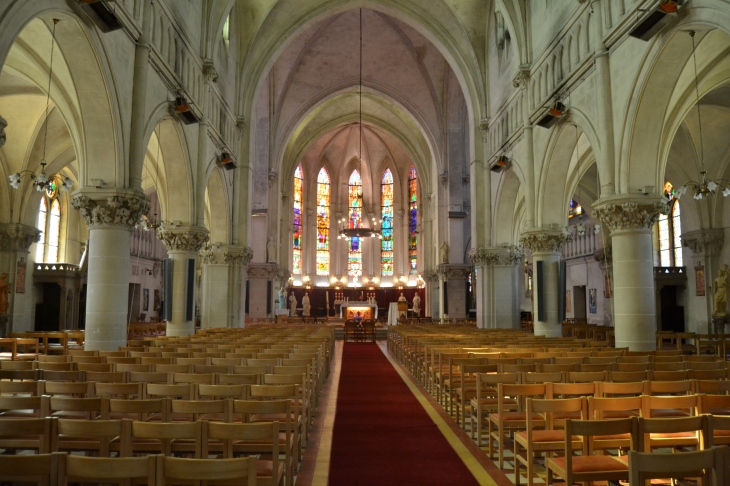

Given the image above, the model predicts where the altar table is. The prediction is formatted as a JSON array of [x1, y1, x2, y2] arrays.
[[336, 301, 378, 320]]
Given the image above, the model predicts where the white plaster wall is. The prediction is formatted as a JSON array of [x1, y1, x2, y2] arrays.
[[201, 264, 231, 328]]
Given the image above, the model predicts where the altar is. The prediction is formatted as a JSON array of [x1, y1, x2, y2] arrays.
[[336, 301, 378, 320]]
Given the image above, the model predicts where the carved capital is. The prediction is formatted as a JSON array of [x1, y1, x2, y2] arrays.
[[593, 197, 670, 234], [594, 247, 613, 268], [436, 263, 472, 281], [246, 262, 278, 279], [199, 242, 217, 264], [681, 229, 725, 257], [72, 190, 150, 229], [157, 227, 209, 252], [469, 246, 526, 267], [0, 224, 41, 252], [422, 269, 439, 283], [276, 267, 291, 286], [223, 246, 254, 266], [202, 59, 219, 83], [478, 118, 490, 141], [0, 115, 6, 148], [520, 230, 573, 253], [513, 65, 531, 89]]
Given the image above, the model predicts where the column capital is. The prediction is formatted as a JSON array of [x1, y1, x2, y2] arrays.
[[223, 245, 254, 266], [519, 230, 572, 253], [157, 226, 209, 252], [594, 246, 613, 268], [681, 228, 725, 257], [436, 263, 471, 281], [199, 242, 218, 264], [246, 262, 279, 279], [593, 195, 669, 234], [0, 223, 41, 252], [513, 64, 531, 89], [478, 118, 490, 141], [469, 246, 525, 267], [72, 188, 149, 230]]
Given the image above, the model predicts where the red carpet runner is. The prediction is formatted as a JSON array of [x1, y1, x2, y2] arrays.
[[328, 343, 481, 485]]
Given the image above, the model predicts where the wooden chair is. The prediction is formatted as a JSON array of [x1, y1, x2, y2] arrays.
[[0, 452, 61, 486], [546, 418, 637, 486], [157, 455, 256, 486], [488, 383, 547, 469], [202, 421, 284, 486], [628, 447, 725, 486], [60, 453, 157, 486], [637, 415, 707, 453], [0, 417, 53, 453], [588, 396, 643, 452], [642, 394, 699, 419], [0, 395, 49, 418], [566, 370, 606, 383], [363, 320, 376, 342], [249, 384, 302, 463], [171, 399, 231, 423], [700, 393, 730, 416], [706, 414, 730, 447], [514, 397, 584, 486], [54, 418, 132, 457], [608, 370, 650, 382], [95, 382, 143, 399], [48, 397, 110, 420], [0, 379, 43, 396], [470, 372, 520, 447], [131, 420, 202, 457], [42, 381, 94, 398], [453, 363, 498, 428], [110, 398, 168, 422]]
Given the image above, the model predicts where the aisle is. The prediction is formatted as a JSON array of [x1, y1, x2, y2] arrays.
[[328, 343, 483, 486]]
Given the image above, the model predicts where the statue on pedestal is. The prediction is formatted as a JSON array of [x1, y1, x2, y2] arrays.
[[440, 242, 449, 264], [266, 237, 276, 263], [277, 287, 285, 310], [412, 293, 421, 316], [289, 293, 298, 317], [0, 273, 9, 316], [302, 292, 311, 317], [712, 264, 729, 334]]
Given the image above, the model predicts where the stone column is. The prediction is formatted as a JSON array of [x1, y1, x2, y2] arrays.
[[470, 246, 524, 329], [157, 227, 209, 337], [681, 228, 724, 334], [224, 246, 254, 328], [436, 264, 472, 320], [72, 190, 149, 350], [594, 198, 668, 350], [0, 224, 41, 336], [520, 231, 572, 337], [423, 269, 438, 318]]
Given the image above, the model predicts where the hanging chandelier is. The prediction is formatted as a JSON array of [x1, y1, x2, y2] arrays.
[[338, 8, 381, 241], [676, 31, 730, 201], [8, 19, 74, 194]]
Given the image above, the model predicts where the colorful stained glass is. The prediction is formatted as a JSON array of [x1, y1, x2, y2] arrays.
[[672, 201, 682, 267], [316, 168, 330, 276], [658, 213, 670, 267], [45, 176, 59, 199], [664, 181, 675, 200], [292, 165, 303, 274], [35, 197, 47, 263], [381, 169, 394, 276], [408, 165, 418, 274], [568, 199, 582, 218], [47, 199, 60, 264], [348, 170, 362, 279]]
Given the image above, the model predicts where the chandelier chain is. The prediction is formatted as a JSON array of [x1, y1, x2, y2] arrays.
[[41, 19, 59, 169], [690, 31, 705, 174]]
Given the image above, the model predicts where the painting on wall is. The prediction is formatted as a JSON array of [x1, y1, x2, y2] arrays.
[[566, 290, 571, 313], [154, 289, 161, 312], [695, 262, 706, 296], [143, 289, 150, 312], [604, 273, 612, 298], [589, 288, 597, 314], [15, 257, 26, 294]]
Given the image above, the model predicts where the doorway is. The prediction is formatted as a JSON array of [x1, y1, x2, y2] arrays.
[[35, 283, 60, 331], [660, 285, 685, 332], [128, 283, 141, 322]]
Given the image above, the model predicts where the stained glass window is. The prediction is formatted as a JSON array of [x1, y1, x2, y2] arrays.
[[47, 199, 60, 264], [568, 199, 582, 218], [316, 168, 330, 276], [292, 165, 303, 274], [656, 181, 682, 267], [408, 165, 418, 274], [381, 169, 394, 276], [348, 170, 362, 280], [35, 198, 47, 263]]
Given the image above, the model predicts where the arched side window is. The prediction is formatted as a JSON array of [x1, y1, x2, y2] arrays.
[[316, 168, 330, 276], [381, 169, 394, 277], [348, 170, 362, 280], [408, 165, 418, 274], [656, 182, 683, 267], [35, 182, 61, 264], [292, 165, 303, 274], [222, 15, 230, 50]]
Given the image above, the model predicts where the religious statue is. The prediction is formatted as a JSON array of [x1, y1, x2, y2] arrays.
[[397, 292, 407, 319], [302, 292, 311, 317], [289, 293, 298, 317], [440, 242, 449, 264], [412, 293, 421, 315], [266, 237, 276, 263], [398, 292, 407, 303], [713, 264, 729, 317], [277, 287, 285, 310], [0, 273, 9, 316]]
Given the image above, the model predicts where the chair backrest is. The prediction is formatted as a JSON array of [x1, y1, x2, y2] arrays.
[[691, 369, 727, 380], [84, 370, 123, 381], [43, 381, 94, 398], [608, 370, 650, 382], [548, 382, 597, 398], [648, 379, 692, 395], [615, 362, 651, 372], [566, 417, 638, 456], [62, 453, 157, 485], [155, 364, 192, 374], [49, 397, 109, 420], [145, 383, 194, 400], [0, 379, 43, 396], [109, 398, 168, 422], [588, 396, 643, 420], [54, 418, 132, 457], [171, 373, 215, 385], [599, 381, 647, 397], [202, 421, 279, 462], [218, 373, 260, 386], [0, 395, 49, 418], [566, 371, 606, 383], [652, 370, 690, 381], [0, 452, 60, 486], [628, 447, 725, 486], [0, 417, 53, 453], [95, 382, 143, 399], [523, 371, 564, 384], [527, 397, 585, 432], [232, 365, 269, 375], [170, 399, 230, 422], [636, 415, 708, 452], [131, 421, 202, 457], [128, 371, 169, 384], [115, 363, 152, 373], [158, 455, 256, 486], [698, 394, 730, 415], [641, 394, 699, 418]]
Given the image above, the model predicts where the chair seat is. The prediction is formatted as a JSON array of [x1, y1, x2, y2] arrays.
[[550, 455, 628, 473], [515, 430, 579, 443], [649, 431, 698, 439], [256, 460, 285, 479], [250, 413, 299, 424], [650, 408, 690, 418]]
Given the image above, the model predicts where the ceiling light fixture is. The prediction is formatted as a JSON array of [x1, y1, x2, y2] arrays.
[[677, 31, 730, 201], [8, 19, 74, 194]]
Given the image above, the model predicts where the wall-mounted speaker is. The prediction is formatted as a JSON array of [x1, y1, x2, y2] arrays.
[[184, 259, 195, 322], [536, 261, 546, 322], [163, 259, 173, 321]]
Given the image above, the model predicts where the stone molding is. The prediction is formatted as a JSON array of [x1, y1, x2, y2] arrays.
[[422, 269, 438, 283], [519, 231, 573, 253], [202, 59, 219, 83], [469, 246, 525, 267], [72, 190, 150, 230], [436, 263, 472, 280], [199, 243, 217, 264], [223, 246, 254, 266], [0, 224, 42, 252], [593, 197, 669, 234], [513, 65, 530, 89], [681, 229, 725, 257], [247, 262, 279, 279], [157, 227, 209, 252], [478, 118, 490, 141], [276, 267, 291, 287]]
